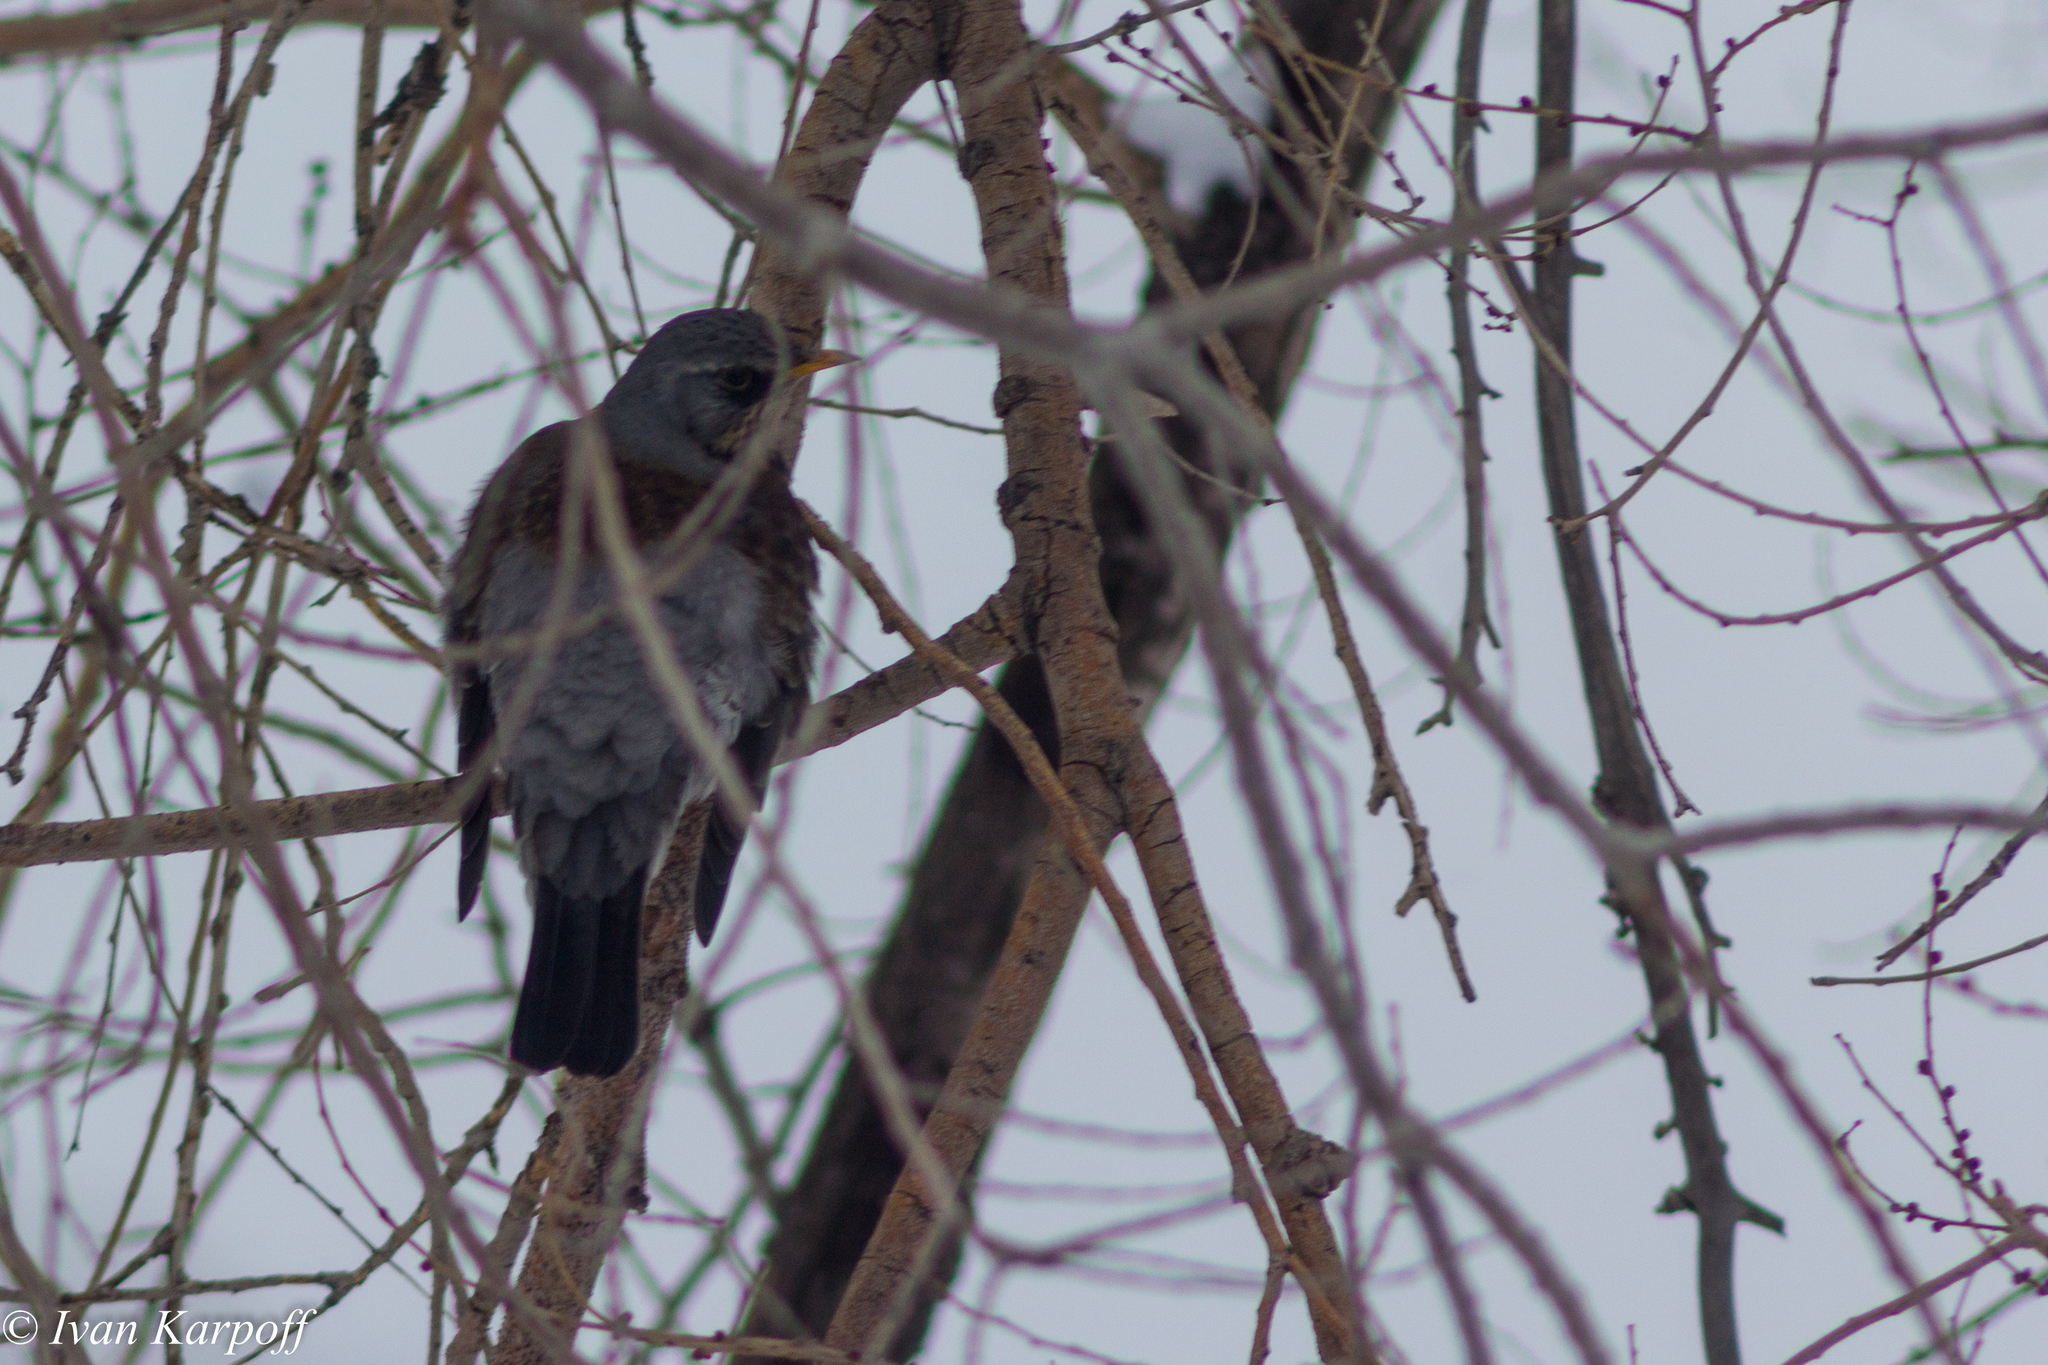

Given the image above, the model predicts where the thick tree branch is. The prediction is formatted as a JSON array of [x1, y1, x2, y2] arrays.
[[743, 0, 1446, 1353], [800, 503, 1345, 1346], [0, 583, 1022, 870], [1049, 67, 1472, 1000], [0, 775, 473, 867], [809, 2, 1115, 1354], [0, 0, 615, 59]]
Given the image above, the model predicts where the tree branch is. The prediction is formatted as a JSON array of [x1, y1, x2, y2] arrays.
[[1528, 6, 1764, 1362], [0, 0, 615, 59], [0, 583, 1023, 870], [1778, 1236, 2026, 1365], [743, 0, 1446, 1353]]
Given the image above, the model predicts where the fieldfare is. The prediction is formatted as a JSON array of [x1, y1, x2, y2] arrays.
[[444, 308, 847, 1078]]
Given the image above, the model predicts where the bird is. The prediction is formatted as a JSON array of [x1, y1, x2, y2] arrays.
[[443, 308, 848, 1078]]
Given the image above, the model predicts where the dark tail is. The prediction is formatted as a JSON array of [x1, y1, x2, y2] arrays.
[[510, 872, 645, 1077]]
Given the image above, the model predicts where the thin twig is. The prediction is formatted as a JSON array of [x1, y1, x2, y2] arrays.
[[1778, 1235, 2025, 1365], [1873, 789, 2048, 969]]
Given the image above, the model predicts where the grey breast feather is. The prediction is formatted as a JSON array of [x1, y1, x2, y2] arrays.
[[477, 539, 782, 900]]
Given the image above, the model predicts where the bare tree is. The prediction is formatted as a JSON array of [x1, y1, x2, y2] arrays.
[[0, 1, 2044, 1363]]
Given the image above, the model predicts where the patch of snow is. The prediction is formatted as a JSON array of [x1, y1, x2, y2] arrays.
[[1115, 53, 1272, 215]]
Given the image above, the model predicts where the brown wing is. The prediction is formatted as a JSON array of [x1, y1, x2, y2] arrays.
[[692, 476, 818, 944], [445, 423, 575, 920], [693, 683, 804, 945]]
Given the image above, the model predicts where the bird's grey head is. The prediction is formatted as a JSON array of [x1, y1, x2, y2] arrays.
[[601, 308, 786, 478]]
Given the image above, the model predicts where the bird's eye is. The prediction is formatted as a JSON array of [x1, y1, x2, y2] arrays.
[[716, 366, 760, 395]]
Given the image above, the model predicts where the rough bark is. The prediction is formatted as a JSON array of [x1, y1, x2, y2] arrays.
[[802, 0, 1108, 1350], [788, 2, 1368, 1358], [743, 0, 1445, 1353]]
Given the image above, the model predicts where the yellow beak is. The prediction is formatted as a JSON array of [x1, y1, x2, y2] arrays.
[[786, 349, 856, 381]]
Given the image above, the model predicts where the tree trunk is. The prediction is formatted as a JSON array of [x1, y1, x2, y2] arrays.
[[739, 0, 1446, 1351]]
